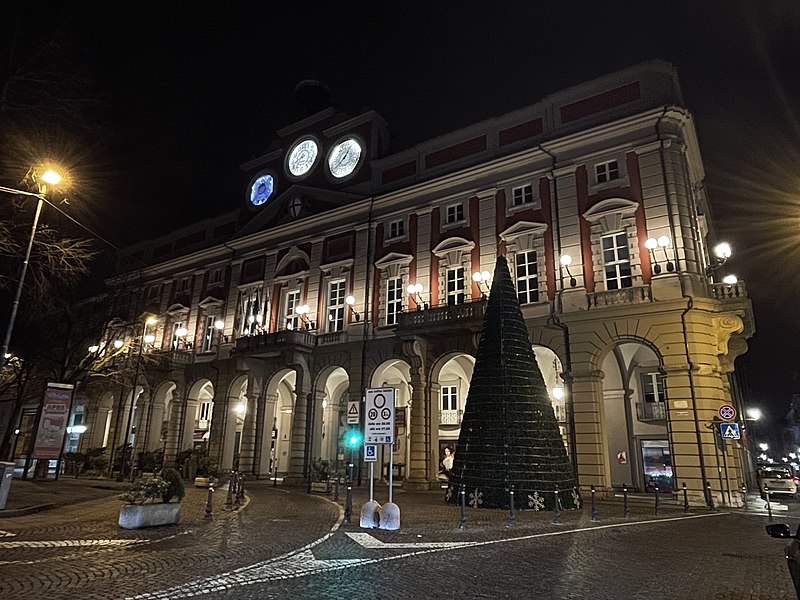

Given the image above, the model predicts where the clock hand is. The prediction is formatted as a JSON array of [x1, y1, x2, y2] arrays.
[[337, 147, 350, 167]]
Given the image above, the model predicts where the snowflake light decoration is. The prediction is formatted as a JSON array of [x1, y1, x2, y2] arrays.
[[469, 488, 483, 508], [528, 491, 544, 511]]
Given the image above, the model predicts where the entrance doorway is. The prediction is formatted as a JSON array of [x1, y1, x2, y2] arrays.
[[641, 439, 673, 492]]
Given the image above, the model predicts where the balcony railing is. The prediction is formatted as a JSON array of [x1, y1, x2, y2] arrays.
[[636, 401, 667, 422], [439, 409, 463, 425], [588, 285, 653, 309], [234, 329, 316, 353], [147, 349, 194, 369], [397, 299, 487, 332], [711, 280, 747, 301]]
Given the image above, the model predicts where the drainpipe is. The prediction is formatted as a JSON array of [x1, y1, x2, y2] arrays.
[[356, 196, 376, 485], [540, 143, 579, 483], [656, 107, 710, 503]]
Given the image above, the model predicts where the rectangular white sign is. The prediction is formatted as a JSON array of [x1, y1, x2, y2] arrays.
[[347, 400, 360, 425], [364, 444, 378, 462], [365, 387, 395, 445]]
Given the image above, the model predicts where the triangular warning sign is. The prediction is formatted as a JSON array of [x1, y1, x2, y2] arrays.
[[348, 403, 358, 415], [722, 425, 737, 439]]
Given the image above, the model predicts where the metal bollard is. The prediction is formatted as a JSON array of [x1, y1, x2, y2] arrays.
[[765, 484, 773, 522], [234, 474, 241, 510], [591, 484, 598, 521], [507, 485, 516, 528], [344, 462, 353, 525], [553, 488, 561, 524], [225, 471, 234, 510], [682, 482, 689, 512], [334, 478, 339, 502], [705, 480, 715, 511], [623, 483, 630, 518], [741, 485, 748, 510], [205, 482, 214, 520], [237, 473, 245, 505], [459, 484, 466, 530], [654, 485, 660, 516]]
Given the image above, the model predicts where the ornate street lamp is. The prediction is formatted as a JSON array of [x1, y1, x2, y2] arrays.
[[0, 166, 65, 370]]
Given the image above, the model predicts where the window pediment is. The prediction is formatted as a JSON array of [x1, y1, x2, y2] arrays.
[[319, 258, 354, 278], [198, 296, 224, 309], [276, 246, 311, 278], [166, 303, 190, 317], [583, 198, 639, 233], [500, 221, 548, 249], [432, 237, 475, 268], [375, 252, 413, 270]]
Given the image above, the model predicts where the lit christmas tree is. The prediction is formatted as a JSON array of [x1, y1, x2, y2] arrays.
[[446, 255, 578, 510]]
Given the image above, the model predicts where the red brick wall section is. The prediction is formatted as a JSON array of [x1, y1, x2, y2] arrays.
[[576, 166, 595, 292], [559, 82, 641, 123], [381, 161, 417, 185], [499, 118, 543, 146], [540, 177, 556, 300], [425, 137, 487, 169], [626, 152, 652, 283]]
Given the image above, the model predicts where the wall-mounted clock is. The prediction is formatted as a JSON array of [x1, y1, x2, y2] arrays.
[[287, 137, 319, 177], [248, 174, 275, 206], [327, 137, 363, 179]]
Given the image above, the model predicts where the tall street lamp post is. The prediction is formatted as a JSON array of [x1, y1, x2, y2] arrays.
[[0, 167, 64, 371]]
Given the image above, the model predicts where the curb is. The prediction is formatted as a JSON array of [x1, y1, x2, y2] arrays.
[[0, 503, 59, 518]]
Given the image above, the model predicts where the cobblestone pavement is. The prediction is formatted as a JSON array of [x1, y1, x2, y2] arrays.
[[0, 480, 797, 600]]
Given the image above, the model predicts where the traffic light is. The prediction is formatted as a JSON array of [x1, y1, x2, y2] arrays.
[[344, 428, 363, 450]]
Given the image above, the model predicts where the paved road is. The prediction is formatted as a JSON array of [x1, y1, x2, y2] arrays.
[[0, 481, 797, 600]]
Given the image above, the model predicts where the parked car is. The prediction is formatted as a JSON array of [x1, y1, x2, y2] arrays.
[[766, 523, 800, 599], [759, 466, 798, 499]]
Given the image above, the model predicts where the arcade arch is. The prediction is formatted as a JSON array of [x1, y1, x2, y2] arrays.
[[598, 340, 671, 493]]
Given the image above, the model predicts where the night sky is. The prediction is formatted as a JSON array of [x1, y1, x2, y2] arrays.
[[4, 2, 800, 421]]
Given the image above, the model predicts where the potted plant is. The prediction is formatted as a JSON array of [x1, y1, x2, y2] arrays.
[[192, 447, 218, 488], [118, 467, 185, 529], [310, 458, 332, 493]]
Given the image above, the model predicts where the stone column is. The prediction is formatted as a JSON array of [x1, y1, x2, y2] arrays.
[[286, 360, 311, 484], [570, 368, 609, 493], [163, 384, 185, 466], [403, 339, 430, 489], [238, 371, 262, 476], [145, 398, 166, 453]]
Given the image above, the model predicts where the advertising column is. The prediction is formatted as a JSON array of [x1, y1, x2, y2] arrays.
[[31, 383, 75, 470]]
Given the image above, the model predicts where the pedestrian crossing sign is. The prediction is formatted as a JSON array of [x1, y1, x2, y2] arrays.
[[720, 422, 740, 440]]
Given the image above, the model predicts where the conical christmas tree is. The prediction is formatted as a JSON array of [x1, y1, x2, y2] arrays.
[[446, 255, 579, 510]]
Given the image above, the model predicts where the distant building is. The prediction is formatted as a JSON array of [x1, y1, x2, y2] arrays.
[[73, 60, 753, 505]]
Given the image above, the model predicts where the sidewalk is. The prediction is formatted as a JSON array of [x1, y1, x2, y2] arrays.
[[0, 473, 776, 522], [0, 474, 235, 519], [0, 475, 131, 517]]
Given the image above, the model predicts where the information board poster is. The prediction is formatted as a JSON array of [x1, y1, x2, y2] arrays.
[[31, 382, 75, 460]]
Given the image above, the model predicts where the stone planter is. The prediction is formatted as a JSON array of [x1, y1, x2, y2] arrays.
[[119, 502, 181, 529], [310, 480, 331, 494], [194, 476, 211, 488]]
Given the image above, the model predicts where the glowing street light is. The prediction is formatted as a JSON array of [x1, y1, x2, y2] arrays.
[[0, 166, 66, 370], [472, 270, 491, 298]]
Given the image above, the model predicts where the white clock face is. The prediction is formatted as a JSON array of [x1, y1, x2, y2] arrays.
[[328, 138, 363, 179], [287, 138, 319, 177], [249, 174, 274, 206]]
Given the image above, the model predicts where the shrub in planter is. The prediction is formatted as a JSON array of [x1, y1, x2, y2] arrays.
[[118, 471, 183, 529], [160, 467, 185, 503], [137, 448, 165, 474], [120, 477, 170, 505]]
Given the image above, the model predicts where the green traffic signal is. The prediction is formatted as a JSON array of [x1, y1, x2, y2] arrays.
[[344, 429, 363, 449]]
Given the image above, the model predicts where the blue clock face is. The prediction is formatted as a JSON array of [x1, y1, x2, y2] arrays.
[[250, 174, 275, 206]]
